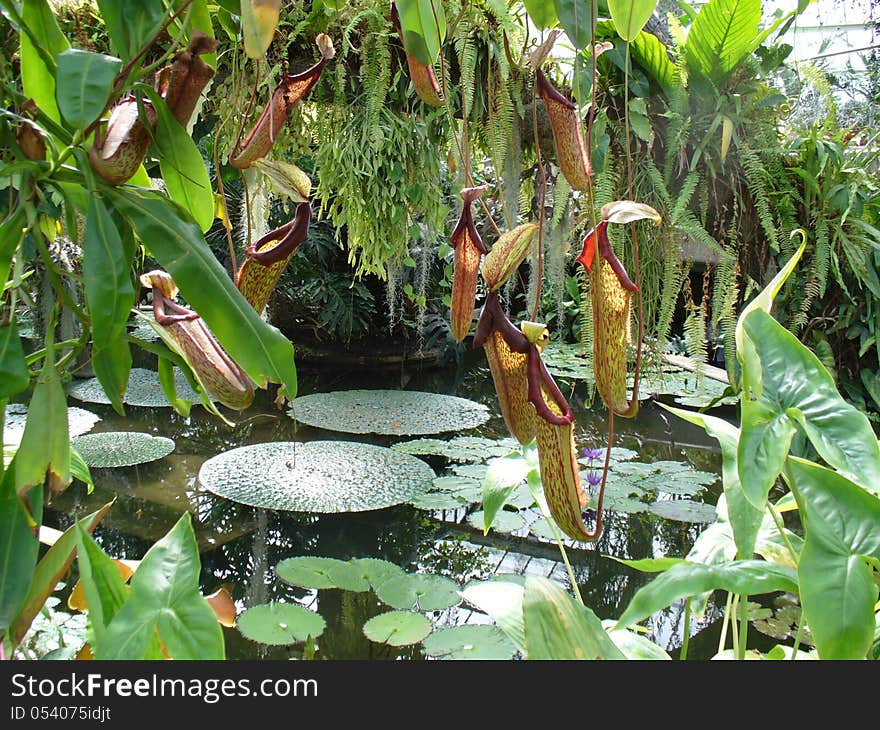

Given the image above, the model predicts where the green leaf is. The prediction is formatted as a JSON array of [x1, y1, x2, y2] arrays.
[[0, 207, 26, 290], [630, 29, 678, 92], [8, 501, 112, 646], [0, 324, 30, 399], [786, 457, 880, 659], [363, 611, 432, 647], [91, 339, 133, 417], [238, 602, 325, 645], [75, 523, 129, 649], [553, 0, 595, 49], [375, 573, 460, 611], [240, 0, 281, 60], [69, 446, 95, 493], [276, 556, 370, 592], [96, 0, 165, 63], [20, 0, 70, 124], [608, 0, 658, 42], [396, 0, 447, 66], [460, 578, 526, 652], [615, 560, 798, 629], [660, 405, 763, 558], [739, 309, 880, 508], [107, 187, 298, 400], [481, 452, 529, 534], [0, 467, 39, 637], [157, 355, 192, 418], [423, 624, 517, 660], [55, 49, 122, 130], [524, 0, 558, 29], [683, 0, 762, 86], [523, 576, 626, 659], [14, 357, 70, 497], [349, 558, 406, 590], [602, 620, 672, 659], [98, 513, 224, 659]]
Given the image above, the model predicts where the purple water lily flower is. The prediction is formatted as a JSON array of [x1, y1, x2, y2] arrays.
[[582, 447, 604, 462], [586, 470, 603, 487]]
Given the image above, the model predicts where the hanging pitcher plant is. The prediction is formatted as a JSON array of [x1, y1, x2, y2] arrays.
[[449, 186, 487, 342]]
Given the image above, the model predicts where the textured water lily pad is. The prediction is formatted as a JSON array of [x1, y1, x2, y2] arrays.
[[288, 390, 490, 436], [392, 436, 520, 463], [363, 611, 432, 647], [350, 558, 406, 590], [70, 431, 175, 468], [528, 517, 558, 540], [468, 509, 526, 534], [4, 403, 100, 447], [542, 342, 593, 381], [198, 441, 435, 513], [633, 368, 735, 407], [451, 463, 487, 480], [276, 556, 370, 592], [68, 367, 203, 407], [609, 460, 718, 496], [422, 625, 518, 660], [237, 602, 326, 645], [408, 490, 470, 510], [647, 498, 718, 523], [375, 573, 461, 611]]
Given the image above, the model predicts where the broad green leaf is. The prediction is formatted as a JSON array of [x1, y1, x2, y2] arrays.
[[460, 578, 526, 651], [608, 0, 658, 42], [602, 620, 671, 659], [363, 611, 432, 647], [423, 625, 517, 660], [786, 457, 880, 659], [523, 576, 626, 659], [107, 187, 298, 400], [8, 501, 112, 646], [75, 524, 130, 649], [0, 324, 30, 399], [481, 452, 529, 534], [99, 513, 224, 659], [375, 573, 460, 611], [0, 207, 26, 289], [739, 309, 880, 508], [91, 339, 133, 417], [276, 556, 370, 592], [396, 0, 447, 66], [142, 87, 214, 232], [55, 49, 122, 130], [14, 356, 70, 496], [661, 404, 763, 558], [524, 0, 558, 29], [631, 29, 679, 92], [96, 0, 165, 63], [611, 556, 685, 572], [157, 354, 193, 418], [20, 0, 70, 124], [241, 0, 281, 60], [553, 0, 594, 49], [69, 446, 95, 493], [238, 602, 325, 645], [684, 0, 762, 86], [349, 558, 406, 590], [614, 560, 798, 629], [0, 467, 39, 636]]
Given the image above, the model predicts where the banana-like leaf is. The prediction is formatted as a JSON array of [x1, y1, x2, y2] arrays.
[[683, 0, 761, 86], [20, 0, 70, 124], [608, 0, 658, 42]]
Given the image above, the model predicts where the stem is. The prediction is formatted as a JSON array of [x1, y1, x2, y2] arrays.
[[545, 516, 585, 606], [718, 591, 733, 655], [529, 63, 546, 321], [737, 593, 749, 660], [730, 593, 740, 657], [790, 615, 805, 660], [680, 600, 691, 660]]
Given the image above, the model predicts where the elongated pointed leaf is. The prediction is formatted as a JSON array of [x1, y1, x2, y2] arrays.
[[56, 49, 122, 130], [99, 513, 224, 659], [524, 0, 558, 29], [615, 559, 798, 629], [460, 579, 526, 652], [739, 309, 880, 508], [553, 0, 595, 49], [241, 0, 281, 59], [20, 0, 70, 124], [631, 30, 678, 92], [1, 207, 26, 290], [609, 0, 658, 42], [75, 524, 130, 650], [0, 468, 39, 636], [786, 457, 880, 659], [91, 338, 133, 416], [0, 324, 30, 399], [523, 576, 626, 659], [107, 187, 297, 400], [395, 0, 447, 66], [482, 452, 530, 534], [96, 0, 165, 63]]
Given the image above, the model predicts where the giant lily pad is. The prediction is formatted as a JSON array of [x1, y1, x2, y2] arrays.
[[197, 441, 435, 512], [648, 498, 718, 523], [68, 367, 203, 407], [70, 431, 175, 468], [392, 435, 520, 463], [363, 611, 432, 647], [4, 403, 100, 448], [237, 602, 325, 645], [276, 556, 370, 592], [422, 624, 518, 660], [375, 573, 461, 611], [288, 390, 490, 436]]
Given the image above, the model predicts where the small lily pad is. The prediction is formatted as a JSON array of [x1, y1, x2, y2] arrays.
[[237, 602, 326, 645], [408, 491, 469, 510], [4, 403, 100, 448], [198, 441, 435, 513], [528, 517, 558, 540], [276, 556, 370, 592], [468, 509, 526, 534], [375, 573, 461, 611], [68, 367, 203, 407], [363, 611, 432, 647], [542, 342, 594, 381], [451, 463, 487, 480], [350, 558, 407, 590], [648, 498, 718, 523], [70, 431, 175, 468], [392, 435, 520, 463], [422, 625, 518, 660]]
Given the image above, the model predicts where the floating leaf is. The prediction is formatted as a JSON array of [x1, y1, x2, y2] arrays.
[[647, 498, 718, 523], [276, 556, 370, 592], [70, 431, 175, 468], [375, 573, 460, 611], [3, 404, 99, 450], [363, 610, 432, 647], [68, 367, 203, 408], [459, 577, 526, 651], [422, 624, 517, 660], [289, 390, 490, 436], [198, 441, 435, 513], [468, 509, 525, 535], [237, 602, 325, 645], [350, 558, 406, 590], [391, 435, 519, 463]]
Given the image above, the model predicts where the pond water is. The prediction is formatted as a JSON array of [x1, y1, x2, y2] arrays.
[[37, 344, 742, 660]]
